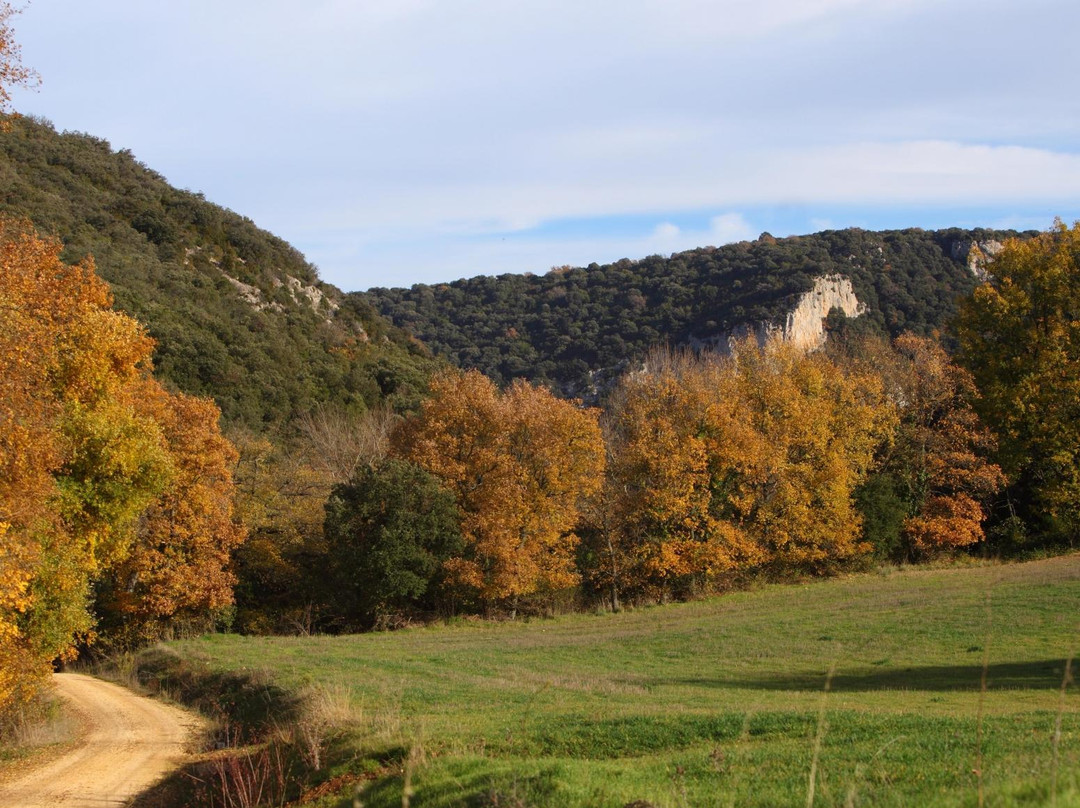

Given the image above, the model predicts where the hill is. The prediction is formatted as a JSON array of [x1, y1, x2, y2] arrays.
[[132, 554, 1080, 807], [0, 115, 435, 430], [362, 226, 1032, 397]]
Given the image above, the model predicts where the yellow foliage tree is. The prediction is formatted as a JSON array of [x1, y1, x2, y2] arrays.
[[602, 350, 764, 601], [0, 220, 172, 714], [0, 218, 244, 719], [604, 338, 893, 598], [732, 338, 893, 570], [957, 221, 1080, 541]]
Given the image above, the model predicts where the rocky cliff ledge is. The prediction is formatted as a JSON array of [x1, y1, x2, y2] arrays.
[[692, 274, 865, 354], [950, 239, 1005, 281], [780, 273, 866, 350]]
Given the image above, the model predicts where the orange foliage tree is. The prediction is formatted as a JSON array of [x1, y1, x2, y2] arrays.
[[0, 219, 171, 713], [889, 334, 1005, 557], [393, 370, 604, 612], [601, 350, 764, 602], [0, 218, 244, 718], [96, 386, 246, 645], [0, 220, 65, 711]]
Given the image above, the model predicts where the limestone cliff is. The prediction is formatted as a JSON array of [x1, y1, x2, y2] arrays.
[[693, 274, 865, 354], [777, 274, 865, 350], [950, 239, 1005, 281]]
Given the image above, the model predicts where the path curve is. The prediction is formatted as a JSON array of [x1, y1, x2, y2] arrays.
[[0, 672, 205, 808]]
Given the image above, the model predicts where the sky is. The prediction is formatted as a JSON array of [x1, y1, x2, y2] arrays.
[[8, 0, 1080, 292]]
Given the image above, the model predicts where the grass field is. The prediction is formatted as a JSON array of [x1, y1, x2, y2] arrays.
[[163, 555, 1080, 807]]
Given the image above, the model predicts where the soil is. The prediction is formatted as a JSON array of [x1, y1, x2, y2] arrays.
[[0, 672, 206, 807]]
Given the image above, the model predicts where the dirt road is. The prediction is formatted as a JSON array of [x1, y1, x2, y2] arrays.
[[0, 672, 205, 808]]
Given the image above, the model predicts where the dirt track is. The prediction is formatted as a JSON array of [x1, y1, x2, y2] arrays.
[[0, 672, 205, 807]]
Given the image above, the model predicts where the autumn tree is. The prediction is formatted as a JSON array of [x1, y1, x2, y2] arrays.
[[887, 335, 1005, 557], [728, 339, 892, 572], [602, 339, 893, 600], [0, 219, 172, 719], [957, 221, 1080, 543], [0, 220, 64, 715], [392, 370, 604, 613], [601, 349, 763, 602], [0, 2, 38, 120], [95, 385, 246, 646]]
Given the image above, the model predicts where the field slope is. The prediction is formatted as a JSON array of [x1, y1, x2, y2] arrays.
[[166, 556, 1080, 807]]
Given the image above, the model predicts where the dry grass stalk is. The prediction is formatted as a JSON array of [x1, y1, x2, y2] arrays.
[[975, 587, 994, 808], [806, 660, 837, 808], [295, 682, 359, 771], [1051, 642, 1076, 808], [208, 742, 289, 808]]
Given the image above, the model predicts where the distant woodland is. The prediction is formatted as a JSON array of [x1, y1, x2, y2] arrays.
[[363, 227, 1030, 396]]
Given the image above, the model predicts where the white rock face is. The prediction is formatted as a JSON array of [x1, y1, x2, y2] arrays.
[[693, 274, 865, 354], [950, 239, 1005, 281], [284, 274, 340, 314], [781, 273, 865, 351], [222, 273, 283, 312]]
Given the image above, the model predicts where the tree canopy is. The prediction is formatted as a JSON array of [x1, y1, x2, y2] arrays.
[[958, 221, 1080, 543], [364, 227, 1031, 399]]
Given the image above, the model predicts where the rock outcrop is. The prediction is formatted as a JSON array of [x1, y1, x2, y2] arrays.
[[950, 239, 1005, 281], [692, 274, 865, 354]]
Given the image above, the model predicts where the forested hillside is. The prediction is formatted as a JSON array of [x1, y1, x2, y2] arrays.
[[0, 115, 434, 429], [363, 227, 1031, 396]]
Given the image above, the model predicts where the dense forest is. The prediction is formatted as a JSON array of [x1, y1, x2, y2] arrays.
[[0, 115, 435, 429], [363, 227, 1031, 396]]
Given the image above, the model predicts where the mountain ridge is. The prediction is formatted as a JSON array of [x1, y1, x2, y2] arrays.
[[360, 225, 1034, 398], [0, 115, 435, 429]]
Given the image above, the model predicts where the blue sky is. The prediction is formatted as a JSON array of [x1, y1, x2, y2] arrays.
[[9, 0, 1080, 291]]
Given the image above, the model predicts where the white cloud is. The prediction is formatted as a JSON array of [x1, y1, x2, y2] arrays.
[[275, 140, 1080, 239], [709, 213, 756, 244], [6, 0, 1079, 289]]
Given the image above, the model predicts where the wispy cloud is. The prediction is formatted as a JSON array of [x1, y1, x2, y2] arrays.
[[7, 0, 1079, 289]]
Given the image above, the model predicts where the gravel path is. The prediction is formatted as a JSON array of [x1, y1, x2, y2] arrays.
[[0, 672, 205, 807]]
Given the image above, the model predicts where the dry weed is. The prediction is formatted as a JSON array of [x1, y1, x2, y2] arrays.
[[294, 682, 360, 771]]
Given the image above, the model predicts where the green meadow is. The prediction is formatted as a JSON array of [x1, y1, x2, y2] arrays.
[[165, 555, 1080, 807]]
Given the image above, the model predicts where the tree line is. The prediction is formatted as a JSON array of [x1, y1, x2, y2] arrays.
[[287, 330, 998, 630], [0, 219, 243, 725], [237, 224, 1077, 634]]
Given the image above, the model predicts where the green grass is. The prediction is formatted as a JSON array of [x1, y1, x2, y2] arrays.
[[164, 555, 1080, 807]]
